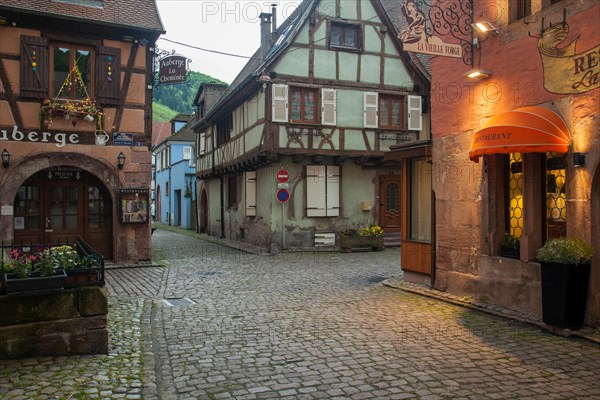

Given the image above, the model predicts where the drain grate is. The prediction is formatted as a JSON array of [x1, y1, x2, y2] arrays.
[[162, 298, 196, 307], [195, 271, 226, 277]]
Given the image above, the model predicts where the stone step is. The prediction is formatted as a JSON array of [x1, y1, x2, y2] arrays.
[[384, 232, 401, 247]]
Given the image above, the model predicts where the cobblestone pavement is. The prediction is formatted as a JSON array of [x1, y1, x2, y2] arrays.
[[1, 228, 599, 399]]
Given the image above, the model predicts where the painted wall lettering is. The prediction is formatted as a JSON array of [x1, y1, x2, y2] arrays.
[[0, 126, 79, 147]]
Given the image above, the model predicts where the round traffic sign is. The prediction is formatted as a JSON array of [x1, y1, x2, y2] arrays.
[[276, 169, 289, 183], [276, 188, 290, 203]]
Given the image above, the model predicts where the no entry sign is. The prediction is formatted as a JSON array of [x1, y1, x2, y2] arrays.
[[276, 188, 290, 203], [276, 169, 289, 183]]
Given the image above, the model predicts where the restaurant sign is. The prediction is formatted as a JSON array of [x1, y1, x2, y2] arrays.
[[158, 55, 188, 85], [537, 22, 599, 94], [1, 125, 79, 147], [399, 0, 463, 59]]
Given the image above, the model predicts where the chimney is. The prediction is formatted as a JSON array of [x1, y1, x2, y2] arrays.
[[271, 3, 278, 44], [259, 12, 272, 60]]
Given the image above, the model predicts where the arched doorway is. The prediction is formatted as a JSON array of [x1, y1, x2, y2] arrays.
[[200, 188, 208, 233], [13, 166, 113, 259]]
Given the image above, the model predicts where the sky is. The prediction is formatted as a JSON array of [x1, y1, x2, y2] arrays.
[[155, 0, 302, 84]]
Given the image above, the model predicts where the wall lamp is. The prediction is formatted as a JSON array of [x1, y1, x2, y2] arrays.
[[472, 21, 498, 34], [1, 149, 10, 168], [573, 152, 585, 167], [117, 152, 126, 169], [465, 69, 492, 79]]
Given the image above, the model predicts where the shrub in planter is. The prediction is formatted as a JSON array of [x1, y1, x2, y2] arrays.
[[536, 237, 594, 329], [500, 232, 520, 259]]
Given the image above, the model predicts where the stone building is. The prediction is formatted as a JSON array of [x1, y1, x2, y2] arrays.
[[429, 0, 599, 326], [0, 0, 164, 263]]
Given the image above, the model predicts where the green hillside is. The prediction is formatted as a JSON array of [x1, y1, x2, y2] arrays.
[[152, 101, 178, 122], [152, 71, 226, 122]]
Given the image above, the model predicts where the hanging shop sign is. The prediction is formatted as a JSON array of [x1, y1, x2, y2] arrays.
[[399, 0, 465, 60], [537, 21, 600, 94], [158, 55, 188, 85]]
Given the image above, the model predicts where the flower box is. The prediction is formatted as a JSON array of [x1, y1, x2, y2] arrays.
[[4, 269, 66, 295], [339, 235, 384, 252], [64, 267, 103, 288]]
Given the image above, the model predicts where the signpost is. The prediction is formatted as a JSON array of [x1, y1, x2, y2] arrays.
[[275, 168, 291, 249]]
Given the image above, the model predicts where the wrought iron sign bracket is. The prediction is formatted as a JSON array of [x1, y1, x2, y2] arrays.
[[152, 47, 193, 87], [414, 0, 474, 66]]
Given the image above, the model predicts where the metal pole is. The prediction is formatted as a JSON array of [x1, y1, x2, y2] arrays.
[[282, 202, 285, 250]]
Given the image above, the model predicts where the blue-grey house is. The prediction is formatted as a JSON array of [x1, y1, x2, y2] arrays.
[[153, 115, 197, 229]]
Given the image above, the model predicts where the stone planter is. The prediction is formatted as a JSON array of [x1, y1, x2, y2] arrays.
[[4, 269, 67, 295], [339, 235, 384, 252], [500, 245, 520, 259], [541, 262, 591, 329]]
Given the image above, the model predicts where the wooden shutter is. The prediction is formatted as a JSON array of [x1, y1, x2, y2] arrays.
[[272, 84, 288, 122], [20, 36, 49, 99], [306, 165, 326, 217], [96, 46, 121, 105], [245, 171, 257, 216], [199, 133, 206, 155], [364, 92, 378, 128], [183, 146, 192, 160], [321, 88, 337, 126], [407, 95, 422, 131], [326, 165, 340, 216]]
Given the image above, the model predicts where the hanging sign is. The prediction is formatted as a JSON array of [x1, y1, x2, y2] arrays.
[[158, 55, 188, 85], [399, 0, 463, 59]]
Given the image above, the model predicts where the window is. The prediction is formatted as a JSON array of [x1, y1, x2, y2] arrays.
[[88, 186, 111, 228], [545, 153, 566, 239], [330, 22, 361, 50], [409, 159, 431, 242], [510, 0, 531, 22], [507, 153, 524, 239], [52, 45, 93, 99], [183, 146, 192, 160], [306, 165, 340, 217], [290, 87, 318, 124], [245, 171, 257, 216], [228, 176, 238, 209], [198, 133, 206, 155], [379, 95, 403, 129], [14, 184, 40, 230], [217, 114, 233, 146]]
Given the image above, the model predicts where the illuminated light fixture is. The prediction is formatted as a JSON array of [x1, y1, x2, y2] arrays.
[[1, 149, 10, 168], [573, 152, 585, 167], [117, 152, 126, 169], [465, 69, 492, 79], [472, 21, 497, 33]]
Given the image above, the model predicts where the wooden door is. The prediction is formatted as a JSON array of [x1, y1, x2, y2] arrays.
[[199, 189, 208, 233], [378, 175, 402, 233], [44, 182, 82, 244]]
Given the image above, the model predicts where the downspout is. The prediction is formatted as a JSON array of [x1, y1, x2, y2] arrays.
[[220, 177, 225, 238]]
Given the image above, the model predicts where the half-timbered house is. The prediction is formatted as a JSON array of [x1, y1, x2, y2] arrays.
[[194, 0, 431, 251], [0, 0, 164, 263]]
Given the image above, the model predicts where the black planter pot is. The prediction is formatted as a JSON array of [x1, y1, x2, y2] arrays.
[[501, 246, 520, 259], [4, 269, 67, 295], [541, 262, 591, 329]]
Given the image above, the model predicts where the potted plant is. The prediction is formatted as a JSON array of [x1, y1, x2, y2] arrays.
[[339, 224, 385, 252], [4, 247, 66, 294], [536, 237, 594, 329], [500, 232, 520, 259]]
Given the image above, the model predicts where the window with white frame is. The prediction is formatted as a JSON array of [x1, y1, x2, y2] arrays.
[[183, 146, 192, 160], [306, 165, 340, 217], [364, 93, 422, 131]]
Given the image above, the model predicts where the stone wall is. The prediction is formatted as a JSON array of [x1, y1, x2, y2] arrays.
[[0, 287, 108, 359]]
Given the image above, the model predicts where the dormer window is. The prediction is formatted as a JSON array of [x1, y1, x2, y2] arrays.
[[329, 22, 361, 51]]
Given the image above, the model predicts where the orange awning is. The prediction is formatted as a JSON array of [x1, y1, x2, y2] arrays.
[[469, 106, 571, 162]]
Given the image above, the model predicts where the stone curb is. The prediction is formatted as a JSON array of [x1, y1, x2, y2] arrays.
[[383, 277, 600, 345]]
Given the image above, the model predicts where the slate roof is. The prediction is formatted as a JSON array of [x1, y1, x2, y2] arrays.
[[0, 0, 165, 33]]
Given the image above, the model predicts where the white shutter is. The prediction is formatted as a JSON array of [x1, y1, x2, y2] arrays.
[[321, 88, 337, 126], [272, 84, 289, 122], [183, 146, 192, 160], [245, 171, 256, 216], [306, 165, 326, 217], [326, 165, 340, 216], [407, 95, 422, 131], [199, 133, 206, 155], [364, 92, 378, 128]]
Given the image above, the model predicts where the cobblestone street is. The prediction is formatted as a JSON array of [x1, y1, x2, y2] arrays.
[[1, 228, 599, 399]]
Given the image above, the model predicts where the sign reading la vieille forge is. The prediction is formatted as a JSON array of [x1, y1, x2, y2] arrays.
[[158, 55, 188, 85]]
